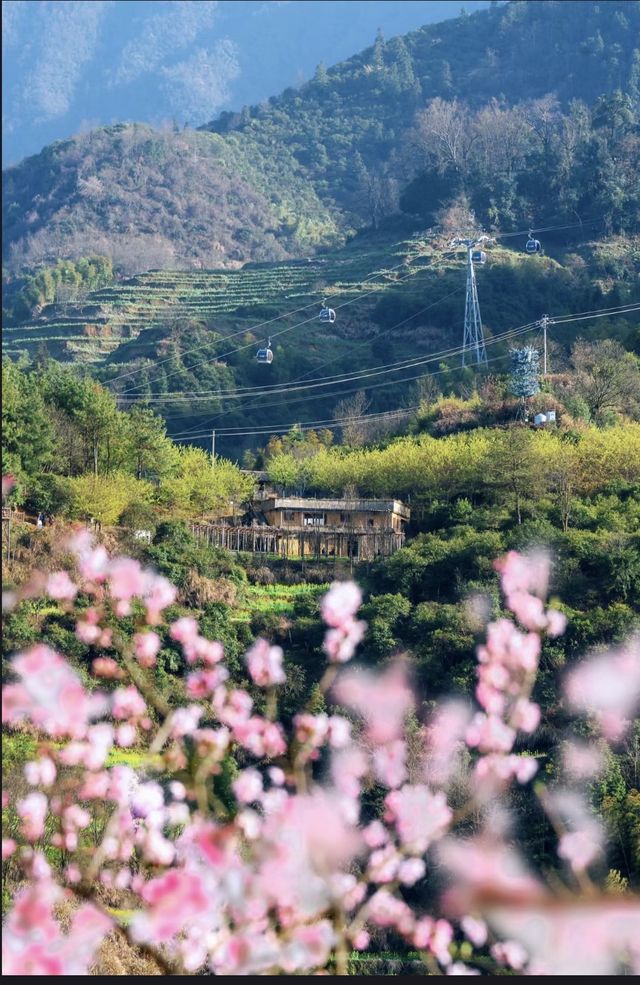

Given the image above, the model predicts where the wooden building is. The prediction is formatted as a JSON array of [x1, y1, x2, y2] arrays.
[[191, 497, 410, 561]]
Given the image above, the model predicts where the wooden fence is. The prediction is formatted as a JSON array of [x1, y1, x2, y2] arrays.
[[190, 522, 404, 561]]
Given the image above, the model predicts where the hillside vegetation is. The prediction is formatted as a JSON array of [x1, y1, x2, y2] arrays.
[[3, 1, 639, 275]]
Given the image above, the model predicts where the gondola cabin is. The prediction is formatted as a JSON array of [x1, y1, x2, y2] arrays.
[[471, 250, 486, 264], [319, 304, 336, 323], [526, 236, 541, 254], [256, 344, 273, 364]]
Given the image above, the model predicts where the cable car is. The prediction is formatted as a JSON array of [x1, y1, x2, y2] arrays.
[[256, 338, 273, 364], [319, 301, 336, 323], [471, 250, 486, 265], [526, 231, 541, 254]]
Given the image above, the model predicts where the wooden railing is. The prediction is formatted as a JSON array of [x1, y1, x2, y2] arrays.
[[190, 521, 404, 561]]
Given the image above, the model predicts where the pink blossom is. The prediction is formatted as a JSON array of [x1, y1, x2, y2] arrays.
[[333, 663, 414, 744], [108, 557, 146, 600], [268, 766, 285, 786], [323, 619, 367, 663], [447, 962, 480, 975], [8, 645, 97, 738], [24, 757, 56, 788], [368, 889, 415, 936], [17, 792, 48, 841], [327, 715, 351, 748], [473, 754, 538, 794], [111, 686, 146, 721], [76, 620, 102, 644], [143, 573, 177, 624], [373, 740, 407, 788], [398, 857, 426, 886], [465, 713, 516, 754], [281, 921, 335, 972], [92, 657, 123, 678], [46, 571, 77, 601], [2, 838, 17, 859], [562, 741, 604, 779], [2, 474, 16, 499], [491, 940, 528, 970], [368, 843, 401, 883], [331, 745, 369, 800], [495, 550, 550, 600], [546, 608, 567, 637], [233, 769, 264, 804], [294, 712, 329, 748], [132, 869, 210, 944], [170, 616, 199, 646], [352, 930, 370, 951], [564, 639, 640, 740], [558, 830, 601, 871], [507, 591, 547, 631], [245, 638, 286, 686], [488, 903, 640, 976], [213, 686, 253, 726], [186, 667, 227, 698], [321, 581, 362, 628], [133, 631, 161, 667], [511, 698, 541, 733], [116, 723, 136, 747], [438, 837, 546, 911], [461, 915, 487, 947], [385, 785, 452, 854], [170, 705, 203, 738], [363, 820, 388, 849]]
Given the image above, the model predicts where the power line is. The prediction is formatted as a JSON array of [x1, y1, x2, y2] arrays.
[[111, 248, 460, 396], [166, 300, 638, 440], [168, 323, 538, 440], [116, 287, 465, 403]]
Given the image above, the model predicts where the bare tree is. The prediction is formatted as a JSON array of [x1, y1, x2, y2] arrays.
[[571, 339, 640, 421], [412, 98, 476, 179], [333, 390, 371, 447]]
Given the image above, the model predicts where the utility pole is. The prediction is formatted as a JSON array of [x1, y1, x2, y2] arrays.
[[211, 429, 216, 467], [451, 235, 491, 368], [540, 314, 550, 376]]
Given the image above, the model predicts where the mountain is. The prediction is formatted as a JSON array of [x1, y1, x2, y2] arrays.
[[1, 0, 492, 167], [3, 0, 639, 276]]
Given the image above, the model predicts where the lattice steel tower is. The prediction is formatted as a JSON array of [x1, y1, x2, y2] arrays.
[[451, 236, 491, 367]]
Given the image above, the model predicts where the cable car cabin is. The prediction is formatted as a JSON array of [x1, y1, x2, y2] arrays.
[[319, 306, 336, 323], [256, 346, 273, 364], [526, 237, 541, 254], [471, 250, 486, 265]]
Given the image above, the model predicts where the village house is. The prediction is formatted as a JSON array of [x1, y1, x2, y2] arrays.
[[190, 496, 410, 561]]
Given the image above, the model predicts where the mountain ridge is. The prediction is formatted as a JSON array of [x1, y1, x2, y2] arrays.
[[3, 0, 639, 276]]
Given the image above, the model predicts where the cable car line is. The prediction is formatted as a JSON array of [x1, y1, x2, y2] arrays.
[[112, 249, 458, 395], [166, 301, 637, 439], [117, 287, 467, 404]]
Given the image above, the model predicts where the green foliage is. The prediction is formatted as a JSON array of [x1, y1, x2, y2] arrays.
[[57, 472, 154, 525], [158, 446, 254, 519], [2, 361, 55, 504], [4, 256, 113, 324]]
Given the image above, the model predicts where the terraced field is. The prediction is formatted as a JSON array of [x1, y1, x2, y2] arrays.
[[1, 233, 448, 367]]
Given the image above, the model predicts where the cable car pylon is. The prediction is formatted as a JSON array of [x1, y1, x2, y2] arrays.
[[450, 235, 492, 367]]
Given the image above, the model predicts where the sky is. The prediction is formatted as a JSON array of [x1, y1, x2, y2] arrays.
[[2, 0, 492, 167]]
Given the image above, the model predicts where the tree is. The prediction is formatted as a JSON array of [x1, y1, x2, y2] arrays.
[[159, 446, 254, 519], [125, 405, 179, 481], [1, 362, 55, 500], [75, 382, 120, 475], [571, 340, 640, 422], [60, 472, 154, 526], [487, 427, 543, 525], [333, 390, 371, 447]]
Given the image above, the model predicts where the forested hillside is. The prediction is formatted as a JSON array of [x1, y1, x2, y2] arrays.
[[3, 0, 639, 274]]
